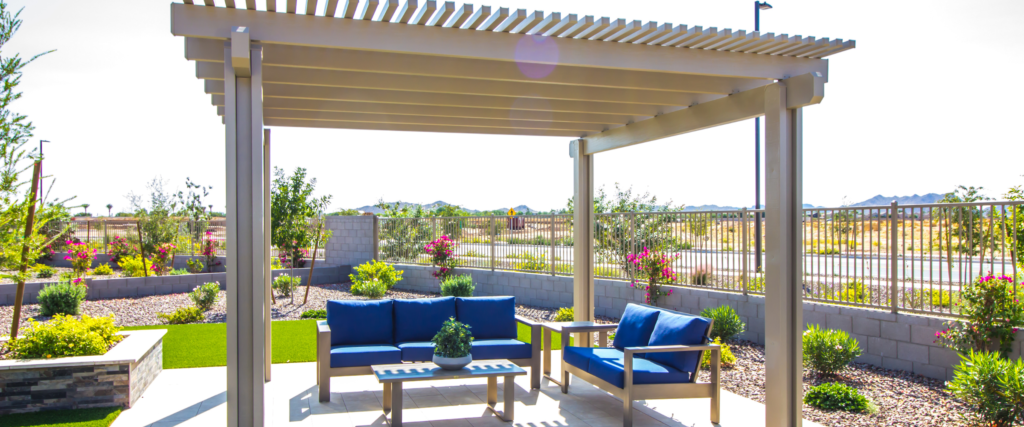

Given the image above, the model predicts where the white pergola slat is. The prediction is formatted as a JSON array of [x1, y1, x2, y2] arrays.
[[169, 2, 854, 426]]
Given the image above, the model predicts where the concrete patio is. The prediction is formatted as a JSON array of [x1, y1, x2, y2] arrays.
[[112, 352, 823, 427]]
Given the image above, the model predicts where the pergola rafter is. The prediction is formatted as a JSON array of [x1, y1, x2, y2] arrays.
[[168, 2, 855, 426]]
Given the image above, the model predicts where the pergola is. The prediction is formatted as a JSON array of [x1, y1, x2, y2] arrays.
[[169, 2, 854, 426]]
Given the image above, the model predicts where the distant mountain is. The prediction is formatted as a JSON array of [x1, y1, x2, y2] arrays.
[[848, 194, 943, 207]]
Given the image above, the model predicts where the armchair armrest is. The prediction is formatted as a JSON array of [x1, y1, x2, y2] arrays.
[[515, 315, 541, 327], [317, 320, 332, 335], [623, 344, 720, 356]]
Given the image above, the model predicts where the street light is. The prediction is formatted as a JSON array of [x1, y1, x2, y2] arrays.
[[38, 140, 49, 202], [753, 1, 771, 272]]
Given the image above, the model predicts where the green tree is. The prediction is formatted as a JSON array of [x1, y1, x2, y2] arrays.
[[0, 1, 70, 338], [126, 177, 180, 255], [271, 167, 331, 267], [1000, 179, 1024, 277], [938, 186, 992, 281], [174, 177, 211, 242]]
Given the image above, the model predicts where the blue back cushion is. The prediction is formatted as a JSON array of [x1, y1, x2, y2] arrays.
[[645, 311, 712, 375], [455, 297, 517, 340], [394, 297, 457, 343], [612, 304, 661, 350], [327, 299, 394, 346]]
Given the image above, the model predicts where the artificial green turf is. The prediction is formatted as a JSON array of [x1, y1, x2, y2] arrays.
[[123, 319, 564, 370], [0, 407, 121, 427]]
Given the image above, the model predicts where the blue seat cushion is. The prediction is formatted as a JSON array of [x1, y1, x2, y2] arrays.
[[455, 297, 517, 340], [587, 351, 692, 388], [330, 345, 402, 368], [562, 347, 625, 372], [397, 342, 435, 362], [394, 297, 457, 343], [611, 304, 661, 350], [645, 311, 712, 375], [469, 339, 531, 360], [327, 300, 394, 346]]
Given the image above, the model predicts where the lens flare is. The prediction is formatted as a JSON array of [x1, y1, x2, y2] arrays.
[[515, 34, 559, 79]]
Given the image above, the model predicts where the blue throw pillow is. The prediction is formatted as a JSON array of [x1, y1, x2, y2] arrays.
[[394, 297, 457, 343], [327, 299, 394, 346], [611, 304, 661, 350], [645, 311, 712, 376], [455, 297, 517, 340]]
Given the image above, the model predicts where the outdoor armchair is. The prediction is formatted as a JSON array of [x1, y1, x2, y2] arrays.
[[560, 303, 720, 427]]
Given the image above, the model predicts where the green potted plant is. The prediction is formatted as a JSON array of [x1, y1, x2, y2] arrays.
[[431, 317, 473, 370]]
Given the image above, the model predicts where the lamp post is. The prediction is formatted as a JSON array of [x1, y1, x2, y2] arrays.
[[38, 140, 49, 202], [753, 1, 771, 272]]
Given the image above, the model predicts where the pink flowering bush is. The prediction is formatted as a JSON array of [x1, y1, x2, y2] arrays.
[[149, 243, 176, 276], [201, 231, 222, 272], [626, 247, 678, 306], [107, 236, 134, 264], [425, 235, 457, 282], [936, 273, 1024, 357], [64, 241, 96, 277]]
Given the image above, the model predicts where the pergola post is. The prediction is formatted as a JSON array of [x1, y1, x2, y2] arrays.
[[763, 82, 804, 427], [224, 27, 267, 427], [264, 128, 272, 382], [571, 139, 594, 342]]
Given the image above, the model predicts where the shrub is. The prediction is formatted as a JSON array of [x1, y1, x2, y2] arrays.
[[300, 309, 326, 319], [804, 383, 875, 413], [149, 243, 176, 275], [425, 235, 458, 282], [349, 260, 403, 295], [200, 231, 222, 272], [37, 279, 89, 316], [747, 276, 765, 292], [157, 306, 205, 324], [554, 307, 574, 322], [169, 268, 189, 276], [189, 282, 220, 311], [271, 257, 283, 270], [838, 280, 869, 304], [63, 241, 97, 277], [4, 314, 123, 359], [107, 235, 134, 264], [947, 350, 1024, 426], [118, 255, 148, 278], [937, 273, 1024, 357], [700, 305, 745, 341], [58, 271, 74, 282], [186, 258, 204, 274], [699, 337, 736, 369], [930, 289, 959, 308], [802, 325, 862, 375], [689, 264, 713, 285], [272, 274, 302, 297], [432, 317, 473, 358], [627, 247, 679, 306], [440, 274, 475, 297], [34, 264, 55, 278], [92, 263, 113, 276]]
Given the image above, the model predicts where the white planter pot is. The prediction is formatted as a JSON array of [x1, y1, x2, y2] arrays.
[[433, 354, 472, 370]]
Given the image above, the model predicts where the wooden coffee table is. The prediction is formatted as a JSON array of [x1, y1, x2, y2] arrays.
[[371, 359, 527, 427]]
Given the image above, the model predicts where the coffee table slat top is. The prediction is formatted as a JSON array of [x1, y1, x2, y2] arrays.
[[372, 360, 526, 383]]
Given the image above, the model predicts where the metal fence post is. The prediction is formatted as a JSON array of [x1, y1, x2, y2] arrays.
[[742, 208, 749, 295], [103, 220, 108, 255], [550, 214, 556, 276], [490, 216, 496, 271], [890, 201, 899, 314], [372, 215, 379, 261]]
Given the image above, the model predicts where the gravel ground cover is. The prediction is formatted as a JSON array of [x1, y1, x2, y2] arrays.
[[695, 340, 968, 427]]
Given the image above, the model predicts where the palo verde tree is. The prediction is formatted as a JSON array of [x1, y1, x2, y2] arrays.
[[175, 177, 211, 241], [271, 167, 331, 267], [938, 186, 992, 281], [126, 177, 181, 255], [0, 0, 70, 338]]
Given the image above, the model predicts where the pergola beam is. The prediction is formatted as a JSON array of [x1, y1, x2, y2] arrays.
[[261, 108, 606, 132], [184, 38, 770, 95], [263, 118, 582, 136], [581, 72, 825, 155], [195, 61, 723, 106], [171, 4, 830, 81]]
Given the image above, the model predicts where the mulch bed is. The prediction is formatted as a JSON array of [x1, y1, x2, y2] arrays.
[[695, 340, 970, 426]]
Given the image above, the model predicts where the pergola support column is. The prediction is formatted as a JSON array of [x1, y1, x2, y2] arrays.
[[225, 27, 267, 427], [571, 139, 594, 344], [763, 82, 804, 427]]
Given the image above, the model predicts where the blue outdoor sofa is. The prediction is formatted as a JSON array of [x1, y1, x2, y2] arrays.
[[317, 296, 541, 402], [560, 303, 720, 427]]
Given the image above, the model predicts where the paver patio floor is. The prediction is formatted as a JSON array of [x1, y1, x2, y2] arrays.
[[112, 352, 823, 427]]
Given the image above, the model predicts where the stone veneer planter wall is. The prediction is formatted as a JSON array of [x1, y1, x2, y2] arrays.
[[0, 265, 348, 305], [0, 329, 166, 414], [388, 263, 1024, 381]]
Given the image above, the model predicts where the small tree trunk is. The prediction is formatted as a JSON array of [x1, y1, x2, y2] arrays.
[[137, 221, 148, 277], [10, 161, 42, 339], [303, 222, 323, 305]]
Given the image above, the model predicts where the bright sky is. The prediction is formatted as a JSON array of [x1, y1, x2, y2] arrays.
[[7, 0, 1024, 214]]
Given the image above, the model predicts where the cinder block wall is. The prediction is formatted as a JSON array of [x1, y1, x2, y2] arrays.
[[390, 263, 1024, 381], [323, 215, 375, 267]]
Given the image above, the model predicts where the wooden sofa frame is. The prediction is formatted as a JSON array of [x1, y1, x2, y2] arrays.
[[318, 315, 542, 402], [560, 308, 720, 427]]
